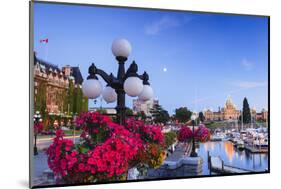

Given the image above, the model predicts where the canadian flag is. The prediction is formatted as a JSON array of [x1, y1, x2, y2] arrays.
[[40, 38, 48, 43]]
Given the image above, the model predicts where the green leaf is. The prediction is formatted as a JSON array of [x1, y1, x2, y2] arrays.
[[79, 146, 89, 154]]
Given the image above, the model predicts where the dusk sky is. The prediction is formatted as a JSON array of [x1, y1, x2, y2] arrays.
[[34, 2, 268, 115]]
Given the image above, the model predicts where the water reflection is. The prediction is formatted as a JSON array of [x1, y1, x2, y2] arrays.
[[224, 142, 234, 162], [197, 141, 268, 175]]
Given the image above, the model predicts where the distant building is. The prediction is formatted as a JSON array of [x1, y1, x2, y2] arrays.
[[89, 107, 117, 114], [34, 53, 88, 118], [204, 96, 240, 121], [255, 108, 268, 121], [203, 96, 268, 122], [133, 99, 159, 116]]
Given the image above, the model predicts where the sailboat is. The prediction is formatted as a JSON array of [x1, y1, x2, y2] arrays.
[[233, 110, 245, 150]]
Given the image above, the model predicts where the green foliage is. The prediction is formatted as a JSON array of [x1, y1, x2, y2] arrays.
[[199, 111, 205, 122], [204, 121, 224, 129], [35, 82, 47, 116], [175, 107, 192, 123], [125, 108, 134, 116], [68, 79, 75, 113], [34, 78, 88, 131], [68, 80, 88, 115], [96, 108, 107, 114], [164, 131, 177, 148], [150, 104, 170, 124], [137, 111, 146, 121], [243, 97, 251, 124], [35, 81, 47, 129], [77, 145, 90, 154]]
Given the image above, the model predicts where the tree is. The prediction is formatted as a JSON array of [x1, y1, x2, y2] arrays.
[[35, 81, 47, 129], [199, 111, 205, 122], [150, 104, 170, 124], [174, 107, 192, 123], [157, 109, 170, 124], [137, 111, 146, 121], [242, 97, 251, 124], [67, 79, 88, 114], [125, 108, 134, 116], [68, 79, 75, 114]]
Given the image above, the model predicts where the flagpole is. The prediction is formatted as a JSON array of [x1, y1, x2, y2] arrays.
[[45, 41, 48, 62]]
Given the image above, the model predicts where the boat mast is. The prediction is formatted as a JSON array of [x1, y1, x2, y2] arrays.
[[251, 112, 253, 129], [241, 110, 243, 131]]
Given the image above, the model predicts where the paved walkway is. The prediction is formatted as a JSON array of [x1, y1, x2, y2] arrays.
[[33, 151, 49, 178], [32, 136, 80, 185], [37, 135, 80, 150], [32, 151, 51, 186], [166, 143, 191, 161]]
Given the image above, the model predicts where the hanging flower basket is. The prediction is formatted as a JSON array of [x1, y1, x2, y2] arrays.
[[177, 124, 210, 142], [47, 112, 166, 184]]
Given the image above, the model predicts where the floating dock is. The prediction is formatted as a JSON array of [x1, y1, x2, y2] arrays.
[[244, 144, 268, 153]]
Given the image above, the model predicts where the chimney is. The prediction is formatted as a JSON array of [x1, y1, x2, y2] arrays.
[[62, 65, 71, 76]]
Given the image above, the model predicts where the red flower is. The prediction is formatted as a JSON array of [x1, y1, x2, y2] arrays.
[[194, 124, 210, 142], [34, 122, 44, 135], [47, 113, 166, 183], [178, 126, 193, 142], [87, 158, 95, 165]]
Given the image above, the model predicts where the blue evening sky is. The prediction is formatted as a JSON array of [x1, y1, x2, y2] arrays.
[[33, 2, 268, 114]]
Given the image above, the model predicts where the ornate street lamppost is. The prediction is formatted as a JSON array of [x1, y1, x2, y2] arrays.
[[33, 111, 42, 156], [82, 39, 153, 125], [190, 112, 198, 157]]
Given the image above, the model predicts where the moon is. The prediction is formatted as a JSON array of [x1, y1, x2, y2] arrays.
[[163, 67, 167, 72]]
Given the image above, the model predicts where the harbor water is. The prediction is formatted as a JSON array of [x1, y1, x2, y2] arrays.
[[197, 141, 268, 175]]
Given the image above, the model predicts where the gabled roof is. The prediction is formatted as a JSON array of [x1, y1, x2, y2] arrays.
[[34, 52, 84, 83], [34, 53, 61, 75], [71, 67, 83, 85]]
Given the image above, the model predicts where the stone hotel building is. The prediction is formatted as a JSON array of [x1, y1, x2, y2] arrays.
[[33, 53, 88, 122]]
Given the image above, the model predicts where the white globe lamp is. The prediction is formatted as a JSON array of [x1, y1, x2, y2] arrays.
[[82, 79, 102, 99], [111, 38, 132, 58], [102, 86, 117, 103], [138, 84, 153, 101], [123, 76, 143, 97]]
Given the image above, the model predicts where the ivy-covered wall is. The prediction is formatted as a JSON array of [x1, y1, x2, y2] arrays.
[[34, 78, 88, 129]]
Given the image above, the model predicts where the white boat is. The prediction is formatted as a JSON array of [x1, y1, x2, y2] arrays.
[[236, 139, 245, 150], [211, 129, 226, 141], [230, 132, 240, 142], [244, 131, 268, 153]]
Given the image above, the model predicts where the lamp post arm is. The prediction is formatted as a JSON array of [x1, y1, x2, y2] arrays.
[[88, 63, 111, 84], [95, 68, 113, 84], [88, 63, 121, 87]]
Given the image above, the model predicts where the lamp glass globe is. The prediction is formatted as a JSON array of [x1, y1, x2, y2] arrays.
[[82, 79, 102, 99], [111, 38, 132, 58], [138, 84, 153, 101], [124, 77, 143, 97], [102, 86, 117, 103]]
